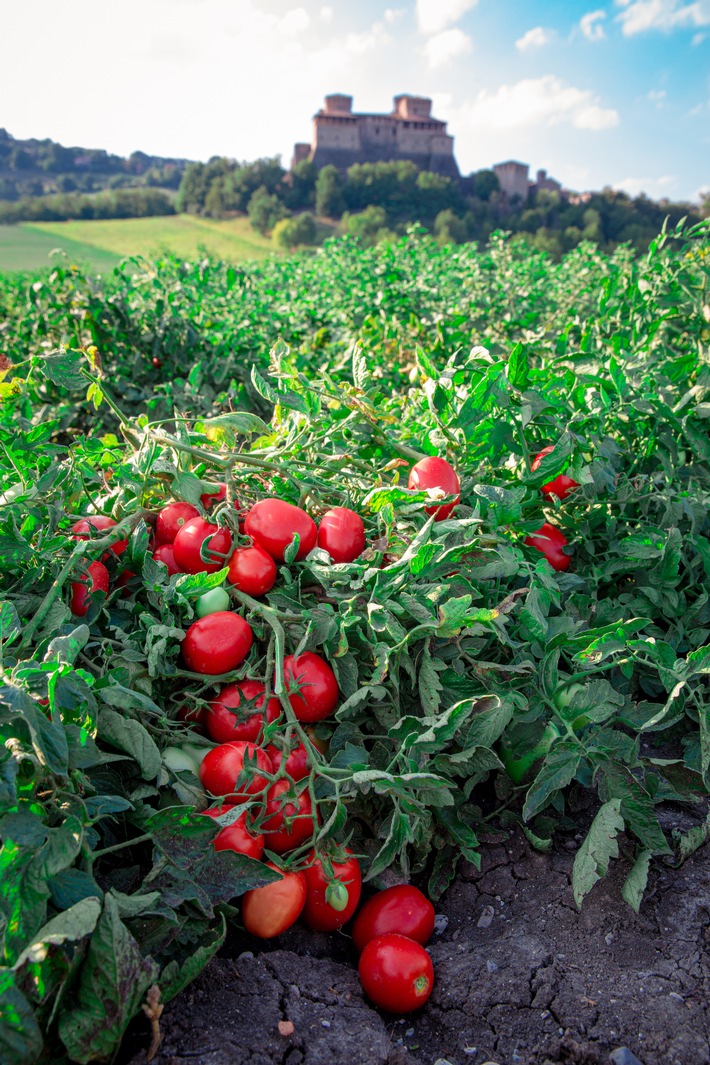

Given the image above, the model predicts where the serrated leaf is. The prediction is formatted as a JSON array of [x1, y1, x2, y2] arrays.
[[41, 349, 87, 391], [160, 914, 227, 1004], [523, 744, 582, 821], [621, 849, 652, 913], [97, 709, 161, 780], [572, 798, 625, 908]]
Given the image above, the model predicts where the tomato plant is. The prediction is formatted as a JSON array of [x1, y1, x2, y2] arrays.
[[241, 863, 307, 939], [301, 849, 362, 931], [523, 522, 571, 571], [199, 741, 273, 800], [173, 516, 233, 574], [201, 483, 229, 508], [70, 514, 128, 555], [155, 501, 200, 544], [245, 497, 317, 562], [202, 804, 264, 859], [181, 611, 253, 674], [69, 559, 110, 616], [265, 738, 310, 781], [358, 934, 435, 1013], [283, 652, 339, 722], [352, 885, 436, 952], [532, 446, 580, 501], [205, 679, 281, 744], [317, 507, 366, 563], [408, 457, 460, 521], [152, 543, 182, 575], [227, 540, 277, 596], [261, 780, 318, 854]]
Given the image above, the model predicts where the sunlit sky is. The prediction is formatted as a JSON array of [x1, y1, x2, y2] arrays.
[[3, 0, 709, 200]]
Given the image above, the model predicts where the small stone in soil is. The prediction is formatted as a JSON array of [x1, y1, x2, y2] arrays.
[[434, 914, 449, 934], [610, 1049, 646, 1065], [477, 905, 495, 928]]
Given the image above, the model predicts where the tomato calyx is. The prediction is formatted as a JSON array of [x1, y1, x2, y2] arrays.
[[413, 973, 431, 997]]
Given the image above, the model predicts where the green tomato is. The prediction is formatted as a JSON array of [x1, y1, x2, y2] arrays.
[[163, 747, 199, 774], [498, 721, 561, 786], [195, 587, 231, 617], [181, 743, 210, 769], [325, 881, 350, 912], [554, 683, 586, 711]]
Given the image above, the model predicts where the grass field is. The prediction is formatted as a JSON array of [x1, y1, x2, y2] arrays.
[[0, 215, 276, 273]]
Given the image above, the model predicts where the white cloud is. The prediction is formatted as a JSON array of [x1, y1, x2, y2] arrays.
[[280, 8, 310, 35], [320, 6, 333, 22], [515, 26, 555, 51], [460, 76, 619, 132], [615, 0, 710, 35], [692, 28, 708, 39], [416, 0, 479, 35], [424, 27, 473, 67], [647, 88, 667, 105], [614, 174, 678, 196], [384, 8, 405, 24], [580, 10, 607, 39]]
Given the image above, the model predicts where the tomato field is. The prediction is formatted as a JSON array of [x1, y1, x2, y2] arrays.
[[1, 220, 709, 1065]]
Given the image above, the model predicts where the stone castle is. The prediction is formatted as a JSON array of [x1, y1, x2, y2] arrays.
[[292, 94, 460, 179]]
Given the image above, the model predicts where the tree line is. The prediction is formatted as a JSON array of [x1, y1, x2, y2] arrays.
[[0, 188, 175, 224]]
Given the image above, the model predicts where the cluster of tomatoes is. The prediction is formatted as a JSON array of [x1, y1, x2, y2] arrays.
[[523, 446, 579, 571]]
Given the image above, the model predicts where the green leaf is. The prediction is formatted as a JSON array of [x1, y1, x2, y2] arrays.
[[198, 412, 271, 445], [0, 970, 44, 1065], [41, 349, 87, 391], [621, 849, 652, 913], [160, 913, 227, 1004], [523, 744, 582, 821], [0, 604, 21, 647], [13, 897, 101, 971], [507, 342, 530, 390], [97, 709, 161, 781], [57, 894, 159, 1064], [572, 799, 625, 908]]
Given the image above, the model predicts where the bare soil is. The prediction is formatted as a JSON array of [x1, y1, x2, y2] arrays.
[[123, 823, 709, 1065]]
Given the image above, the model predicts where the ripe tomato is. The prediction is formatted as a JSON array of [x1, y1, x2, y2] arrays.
[[116, 568, 136, 591], [71, 515, 128, 556], [317, 507, 366, 563], [155, 502, 200, 545], [245, 498, 317, 562], [241, 862, 307, 938], [201, 483, 228, 509], [407, 457, 460, 521], [202, 804, 264, 860], [283, 652, 338, 722], [261, 780, 317, 854], [199, 741, 273, 800], [227, 541, 277, 596], [70, 560, 110, 616], [182, 611, 253, 674], [173, 517, 233, 575], [265, 738, 310, 782], [524, 522, 571, 572], [206, 680, 281, 744], [302, 849, 362, 932], [151, 356, 162, 368], [359, 934, 434, 1013], [152, 543, 182, 576], [531, 446, 580, 501], [352, 886, 436, 953]]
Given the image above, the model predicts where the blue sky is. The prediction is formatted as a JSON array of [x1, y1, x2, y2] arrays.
[[2, 0, 708, 200]]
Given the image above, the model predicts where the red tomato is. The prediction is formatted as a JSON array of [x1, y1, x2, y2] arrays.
[[152, 543, 182, 576], [261, 780, 317, 854], [71, 515, 128, 556], [352, 886, 436, 953], [302, 849, 362, 932], [358, 934, 434, 1013], [182, 611, 253, 674], [227, 541, 277, 596], [202, 804, 264, 860], [201, 483, 229, 509], [283, 652, 338, 722], [199, 741, 273, 800], [177, 703, 208, 730], [206, 679, 281, 744], [531, 447, 580, 501], [173, 517, 233, 575], [524, 522, 571, 572], [317, 507, 366, 563], [155, 502, 200, 545], [265, 739, 310, 782], [407, 457, 460, 521], [152, 356, 162, 368], [241, 862, 307, 938], [70, 560, 110, 616], [245, 498, 317, 563], [116, 568, 136, 590]]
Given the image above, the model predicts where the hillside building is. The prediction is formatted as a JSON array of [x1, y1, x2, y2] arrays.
[[492, 160, 530, 201], [292, 94, 459, 178]]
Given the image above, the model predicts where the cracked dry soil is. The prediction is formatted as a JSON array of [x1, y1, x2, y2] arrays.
[[124, 828, 709, 1065]]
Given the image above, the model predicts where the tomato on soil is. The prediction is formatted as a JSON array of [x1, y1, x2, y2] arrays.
[[172, 516, 233, 574], [283, 651, 338, 722], [227, 541, 277, 596], [181, 612, 253, 674], [352, 885, 436, 953], [317, 507, 366, 563], [523, 522, 571, 572], [302, 849, 362, 931], [358, 934, 434, 1013], [205, 679, 281, 744], [70, 560, 110, 616], [202, 804, 264, 860], [261, 780, 318, 854], [71, 515, 128, 556], [407, 457, 460, 521], [245, 498, 317, 562], [152, 543, 182, 576], [199, 741, 273, 800], [201, 483, 229, 509], [265, 738, 310, 782], [241, 862, 307, 939], [531, 446, 580, 501], [155, 501, 200, 545]]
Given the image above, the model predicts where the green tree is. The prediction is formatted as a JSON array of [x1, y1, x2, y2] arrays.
[[342, 205, 389, 245], [248, 185, 288, 234], [283, 159, 317, 210], [434, 209, 468, 244], [272, 212, 317, 249], [315, 165, 346, 218]]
